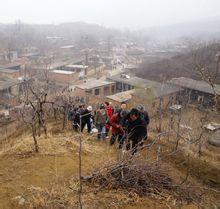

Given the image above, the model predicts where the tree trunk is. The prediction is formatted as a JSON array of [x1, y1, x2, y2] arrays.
[[62, 108, 67, 130], [32, 125, 39, 153]]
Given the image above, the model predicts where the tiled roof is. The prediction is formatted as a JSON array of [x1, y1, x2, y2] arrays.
[[106, 90, 135, 102], [0, 68, 18, 74], [75, 79, 115, 90], [108, 74, 181, 97], [169, 77, 220, 95], [0, 76, 21, 90], [107, 74, 159, 89]]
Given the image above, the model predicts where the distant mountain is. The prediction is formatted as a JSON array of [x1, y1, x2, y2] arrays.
[[0, 21, 122, 52], [0, 21, 121, 41], [142, 16, 220, 41]]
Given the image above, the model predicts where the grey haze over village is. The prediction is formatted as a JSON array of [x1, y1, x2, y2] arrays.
[[1, 0, 220, 28], [1, 0, 220, 42], [0, 0, 220, 209]]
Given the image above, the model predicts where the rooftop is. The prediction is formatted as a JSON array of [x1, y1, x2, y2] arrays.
[[75, 79, 115, 90], [0, 68, 19, 74], [153, 83, 182, 97], [0, 62, 22, 69], [124, 64, 139, 70], [46, 57, 85, 70], [66, 65, 88, 69], [169, 77, 220, 95], [60, 45, 75, 49], [51, 70, 75, 75], [0, 76, 21, 90], [106, 90, 135, 103], [107, 74, 160, 89], [132, 84, 181, 100], [48, 62, 67, 70], [22, 52, 40, 58]]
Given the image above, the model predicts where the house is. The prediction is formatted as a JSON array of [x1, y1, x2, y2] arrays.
[[65, 65, 88, 72], [21, 47, 40, 59], [0, 62, 25, 78], [0, 68, 21, 79], [129, 84, 182, 115], [169, 77, 220, 108], [0, 62, 22, 70], [49, 70, 76, 84], [60, 45, 75, 50], [107, 73, 176, 92], [107, 73, 182, 114], [0, 76, 30, 107], [106, 90, 135, 106], [0, 51, 18, 62], [47, 61, 68, 70], [64, 65, 88, 78], [74, 79, 116, 104], [35, 57, 85, 71]]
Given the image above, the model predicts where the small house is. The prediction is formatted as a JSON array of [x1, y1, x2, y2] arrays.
[[74, 79, 116, 104], [169, 77, 220, 108]]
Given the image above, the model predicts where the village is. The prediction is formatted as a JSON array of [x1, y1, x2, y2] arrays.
[[0, 18, 220, 209], [0, 31, 220, 140]]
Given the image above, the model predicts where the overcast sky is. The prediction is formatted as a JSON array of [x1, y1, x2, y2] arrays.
[[0, 0, 220, 28]]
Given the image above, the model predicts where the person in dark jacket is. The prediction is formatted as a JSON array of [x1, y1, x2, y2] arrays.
[[80, 106, 93, 133], [126, 108, 147, 153], [137, 104, 150, 125], [72, 105, 84, 132], [72, 107, 80, 132]]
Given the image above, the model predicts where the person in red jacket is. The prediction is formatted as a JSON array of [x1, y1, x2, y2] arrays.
[[109, 109, 127, 148], [105, 101, 114, 138]]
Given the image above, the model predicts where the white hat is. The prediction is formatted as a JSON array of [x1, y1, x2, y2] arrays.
[[87, 106, 93, 111]]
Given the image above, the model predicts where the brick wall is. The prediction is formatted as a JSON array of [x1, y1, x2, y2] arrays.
[[49, 72, 78, 84]]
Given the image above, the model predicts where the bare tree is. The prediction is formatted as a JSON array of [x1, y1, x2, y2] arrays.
[[20, 104, 39, 152], [188, 42, 220, 110], [20, 80, 50, 139]]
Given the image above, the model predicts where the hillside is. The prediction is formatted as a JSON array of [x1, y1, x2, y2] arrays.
[[0, 107, 220, 209], [137, 42, 220, 83], [141, 16, 220, 41], [0, 22, 120, 42], [0, 21, 121, 53]]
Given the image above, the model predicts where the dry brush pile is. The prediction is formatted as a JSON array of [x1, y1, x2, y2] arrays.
[[83, 153, 201, 205]]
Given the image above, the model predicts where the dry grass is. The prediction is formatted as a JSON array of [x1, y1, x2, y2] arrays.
[[0, 110, 219, 209]]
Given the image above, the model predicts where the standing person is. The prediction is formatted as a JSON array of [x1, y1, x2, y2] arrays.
[[72, 106, 79, 132], [137, 104, 150, 126], [80, 106, 93, 133], [126, 108, 148, 154], [68, 105, 74, 121], [105, 101, 114, 138], [109, 110, 127, 148], [73, 105, 84, 132], [120, 101, 128, 111], [113, 102, 127, 115], [119, 102, 130, 129], [95, 104, 108, 141]]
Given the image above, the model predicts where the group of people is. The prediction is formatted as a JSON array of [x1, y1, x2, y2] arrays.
[[68, 101, 150, 153]]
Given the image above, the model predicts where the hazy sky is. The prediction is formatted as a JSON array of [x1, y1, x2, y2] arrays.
[[1, 0, 220, 28]]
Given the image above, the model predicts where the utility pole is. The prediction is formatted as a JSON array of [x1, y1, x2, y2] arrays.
[[107, 36, 111, 57], [84, 49, 89, 79]]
